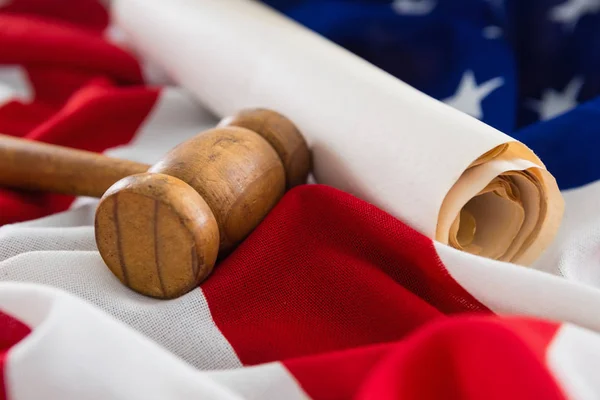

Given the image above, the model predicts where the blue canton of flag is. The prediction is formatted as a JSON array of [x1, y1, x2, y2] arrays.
[[263, 0, 600, 190]]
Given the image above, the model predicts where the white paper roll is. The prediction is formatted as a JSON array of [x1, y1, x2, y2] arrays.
[[111, 0, 564, 264]]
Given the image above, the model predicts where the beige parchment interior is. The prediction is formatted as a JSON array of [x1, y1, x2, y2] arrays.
[[436, 141, 564, 266]]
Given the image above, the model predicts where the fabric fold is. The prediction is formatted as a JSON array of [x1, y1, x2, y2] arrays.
[[111, 0, 564, 265]]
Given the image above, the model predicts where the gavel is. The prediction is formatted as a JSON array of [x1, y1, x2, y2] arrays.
[[0, 109, 311, 299]]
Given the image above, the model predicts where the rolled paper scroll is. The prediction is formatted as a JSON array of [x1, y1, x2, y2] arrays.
[[112, 0, 564, 265]]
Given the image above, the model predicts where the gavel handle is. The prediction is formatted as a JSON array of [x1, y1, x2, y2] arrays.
[[0, 134, 150, 198]]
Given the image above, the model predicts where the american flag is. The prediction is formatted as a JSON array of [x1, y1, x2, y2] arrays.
[[0, 0, 599, 399]]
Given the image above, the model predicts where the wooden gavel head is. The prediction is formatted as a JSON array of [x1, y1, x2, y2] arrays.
[[218, 108, 311, 189], [95, 108, 311, 299]]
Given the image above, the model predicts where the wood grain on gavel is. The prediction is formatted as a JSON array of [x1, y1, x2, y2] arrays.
[[0, 108, 311, 299], [0, 135, 149, 197]]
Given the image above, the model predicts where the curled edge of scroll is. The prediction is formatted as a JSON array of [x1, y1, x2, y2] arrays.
[[437, 141, 564, 266]]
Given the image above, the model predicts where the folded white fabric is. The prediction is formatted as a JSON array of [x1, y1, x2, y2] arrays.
[[112, 0, 564, 265], [0, 282, 304, 400]]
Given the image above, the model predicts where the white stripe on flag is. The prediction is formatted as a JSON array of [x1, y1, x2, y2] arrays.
[[207, 363, 310, 400], [533, 179, 600, 286], [434, 242, 600, 333], [0, 283, 243, 400], [547, 324, 600, 400], [0, 250, 241, 370]]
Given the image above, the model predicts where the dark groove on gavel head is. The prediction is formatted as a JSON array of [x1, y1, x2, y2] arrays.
[[94, 108, 311, 299]]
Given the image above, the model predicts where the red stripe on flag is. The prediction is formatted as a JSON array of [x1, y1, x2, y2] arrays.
[[501, 317, 561, 363], [0, 311, 31, 400], [26, 79, 159, 151], [1, 0, 109, 33], [284, 316, 566, 400], [286, 342, 392, 399], [0, 14, 142, 83], [202, 185, 488, 365]]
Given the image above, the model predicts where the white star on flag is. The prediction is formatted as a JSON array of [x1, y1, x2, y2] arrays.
[[550, 0, 600, 30], [391, 0, 436, 16], [483, 25, 503, 39], [526, 77, 584, 121], [442, 70, 504, 119]]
